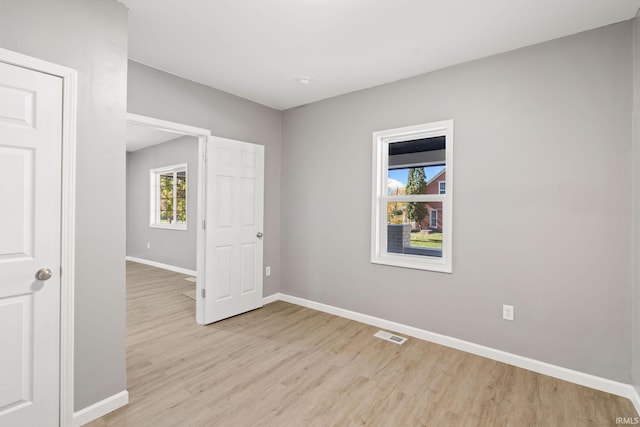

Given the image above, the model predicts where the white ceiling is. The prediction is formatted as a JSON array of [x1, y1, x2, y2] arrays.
[[121, 0, 640, 111], [126, 123, 186, 152]]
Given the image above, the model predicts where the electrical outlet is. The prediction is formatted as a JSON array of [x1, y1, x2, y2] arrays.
[[502, 304, 514, 321], [146, 242, 151, 249], [265, 266, 271, 277]]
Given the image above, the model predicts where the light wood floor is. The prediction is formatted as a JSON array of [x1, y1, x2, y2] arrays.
[[86, 261, 637, 426]]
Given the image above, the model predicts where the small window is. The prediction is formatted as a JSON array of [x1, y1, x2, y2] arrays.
[[429, 209, 438, 228], [150, 163, 187, 230], [371, 120, 453, 272]]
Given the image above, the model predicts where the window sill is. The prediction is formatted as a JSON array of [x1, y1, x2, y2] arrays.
[[371, 253, 452, 273], [149, 223, 188, 231]]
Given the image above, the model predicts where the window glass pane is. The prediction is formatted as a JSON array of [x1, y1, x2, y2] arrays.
[[386, 201, 443, 258], [175, 198, 187, 223], [176, 172, 187, 198], [387, 136, 446, 196], [159, 173, 174, 223], [160, 210, 172, 223], [175, 171, 187, 223]]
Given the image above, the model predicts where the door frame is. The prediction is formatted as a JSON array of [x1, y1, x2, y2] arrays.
[[125, 113, 211, 324], [0, 49, 77, 426]]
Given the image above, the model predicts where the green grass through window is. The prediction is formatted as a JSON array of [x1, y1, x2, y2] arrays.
[[410, 232, 442, 249]]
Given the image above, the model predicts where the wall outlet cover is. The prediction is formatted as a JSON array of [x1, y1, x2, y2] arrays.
[[502, 304, 514, 321]]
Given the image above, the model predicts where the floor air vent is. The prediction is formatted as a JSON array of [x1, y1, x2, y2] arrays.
[[374, 330, 407, 345]]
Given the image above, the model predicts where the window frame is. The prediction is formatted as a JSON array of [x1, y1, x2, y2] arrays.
[[149, 163, 188, 230], [371, 120, 453, 273]]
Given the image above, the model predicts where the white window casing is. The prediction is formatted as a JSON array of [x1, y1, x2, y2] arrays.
[[371, 120, 453, 273], [150, 163, 188, 230]]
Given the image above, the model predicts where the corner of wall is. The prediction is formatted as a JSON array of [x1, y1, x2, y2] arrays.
[[631, 14, 640, 392]]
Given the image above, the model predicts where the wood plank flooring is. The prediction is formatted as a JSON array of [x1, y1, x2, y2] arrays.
[[86, 261, 637, 426]]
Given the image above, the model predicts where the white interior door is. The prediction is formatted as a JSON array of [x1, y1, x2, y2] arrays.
[[203, 136, 264, 324], [0, 61, 62, 425]]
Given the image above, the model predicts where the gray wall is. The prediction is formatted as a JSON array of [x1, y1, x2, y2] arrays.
[[0, 1, 635, 416], [127, 136, 199, 271], [127, 61, 282, 296], [282, 22, 633, 381], [0, 0, 128, 411], [632, 16, 640, 395]]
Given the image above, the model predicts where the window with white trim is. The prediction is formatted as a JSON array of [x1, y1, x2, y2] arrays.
[[371, 120, 453, 272], [429, 209, 438, 228], [150, 163, 188, 230]]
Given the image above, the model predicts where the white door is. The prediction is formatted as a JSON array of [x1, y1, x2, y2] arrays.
[[0, 61, 62, 425], [203, 137, 264, 324]]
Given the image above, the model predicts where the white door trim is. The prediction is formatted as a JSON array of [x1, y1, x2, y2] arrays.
[[126, 113, 211, 325], [0, 48, 77, 427]]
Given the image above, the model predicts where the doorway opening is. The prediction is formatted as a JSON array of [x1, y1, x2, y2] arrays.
[[125, 113, 210, 322], [126, 113, 266, 327]]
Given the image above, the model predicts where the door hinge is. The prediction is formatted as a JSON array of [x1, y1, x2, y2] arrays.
[[202, 220, 206, 229], [203, 147, 208, 162], [201, 288, 206, 298]]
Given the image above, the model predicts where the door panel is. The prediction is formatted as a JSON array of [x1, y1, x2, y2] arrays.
[[204, 137, 264, 324], [0, 60, 62, 426], [0, 83, 35, 127], [240, 243, 256, 294], [214, 246, 232, 299], [217, 176, 233, 227], [0, 295, 33, 409], [241, 177, 255, 226]]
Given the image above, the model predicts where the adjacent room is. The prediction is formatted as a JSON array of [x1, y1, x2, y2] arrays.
[[125, 120, 199, 282], [2, 0, 640, 426]]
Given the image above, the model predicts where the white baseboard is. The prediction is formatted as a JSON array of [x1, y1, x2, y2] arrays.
[[262, 293, 280, 305], [630, 386, 640, 417], [73, 390, 128, 427], [126, 256, 196, 276], [276, 293, 637, 401]]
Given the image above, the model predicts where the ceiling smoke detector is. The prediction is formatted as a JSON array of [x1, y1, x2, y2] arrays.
[[296, 76, 312, 85]]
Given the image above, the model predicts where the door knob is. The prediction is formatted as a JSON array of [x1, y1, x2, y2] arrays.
[[36, 268, 53, 281], [256, 232, 263, 239]]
